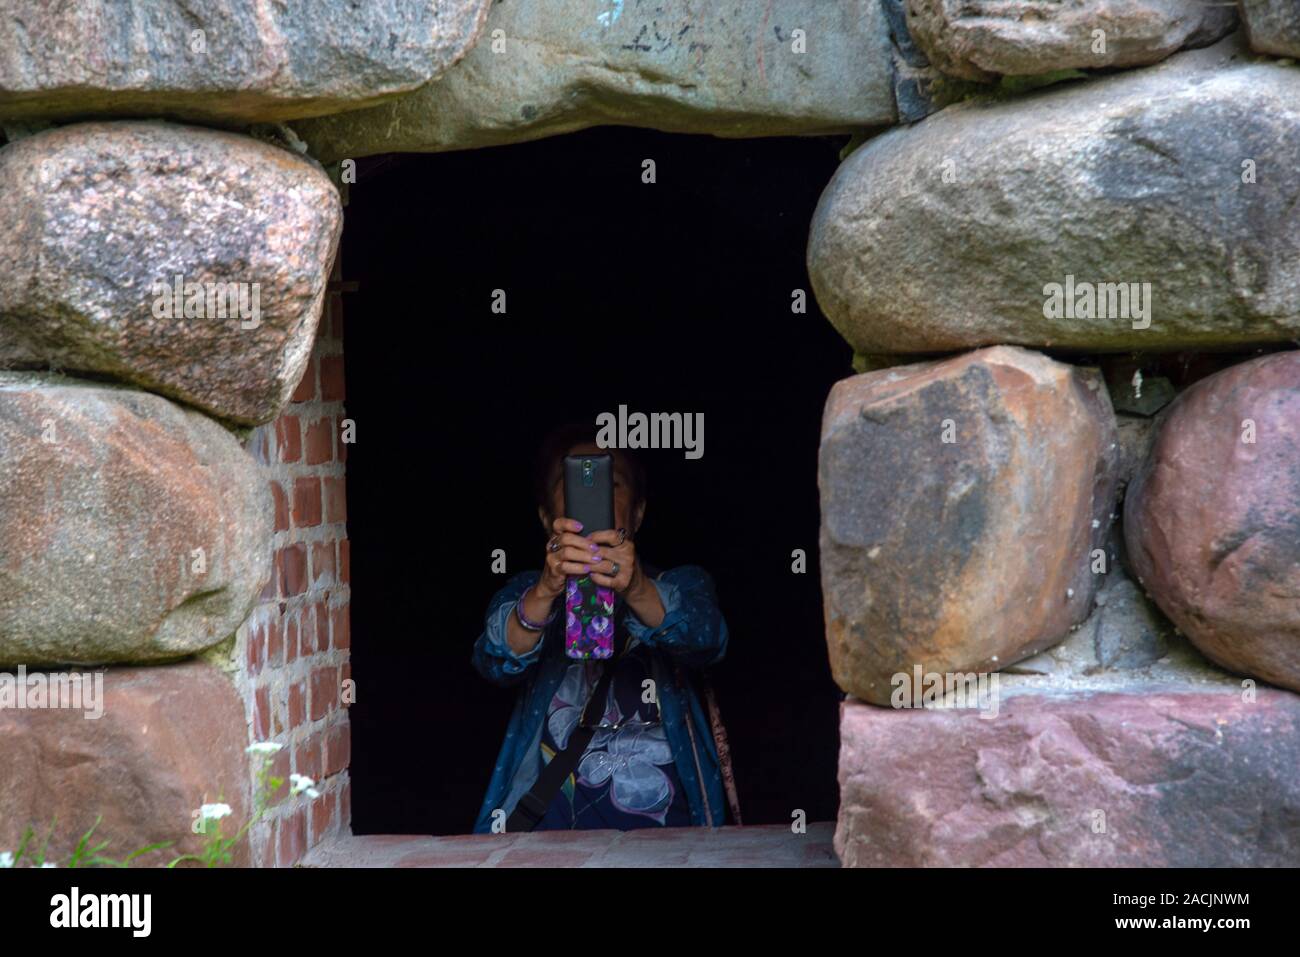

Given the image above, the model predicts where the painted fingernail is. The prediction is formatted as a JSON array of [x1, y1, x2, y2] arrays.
[[584, 564, 591, 573], [590, 543, 599, 552]]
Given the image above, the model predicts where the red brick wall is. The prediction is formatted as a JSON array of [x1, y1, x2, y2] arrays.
[[237, 257, 351, 867]]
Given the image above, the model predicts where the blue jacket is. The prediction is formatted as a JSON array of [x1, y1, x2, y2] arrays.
[[471, 565, 729, 833]]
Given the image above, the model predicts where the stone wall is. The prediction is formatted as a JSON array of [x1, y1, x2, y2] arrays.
[[0, 146, 350, 866], [2, 0, 1297, 869], [814, 17, 1300, 867]]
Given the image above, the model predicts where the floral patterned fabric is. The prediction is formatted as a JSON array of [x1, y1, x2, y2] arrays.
[[564, 576, 617, 659], [534, 643, 692, 829]]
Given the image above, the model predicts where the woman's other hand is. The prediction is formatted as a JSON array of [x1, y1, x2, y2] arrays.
[[586, 526, 635, 593], [588, 527, 665, 629]]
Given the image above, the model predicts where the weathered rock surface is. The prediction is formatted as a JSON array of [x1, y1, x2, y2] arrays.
[[807, 36, 1300, 355], [0, 121, 341, 425], [0, 661, 251, 866], [881, 0, 944, 123], [1008, 569, 1177, 677], [1241, 0, 1300, 57], [293, 0, 896, 162], [0, 0, 491, 124], [836, 685, 1300, 866], [1113, 413, 1157, 489], [904, 0, 1235, 82], [1125, 351, 1300, 694], [819, 346, 1119, 705], [0, 374, 272, 667], [1086, 574, 1171, 670]]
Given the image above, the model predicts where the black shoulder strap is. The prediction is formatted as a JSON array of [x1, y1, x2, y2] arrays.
[[505, 606, 631, 832]]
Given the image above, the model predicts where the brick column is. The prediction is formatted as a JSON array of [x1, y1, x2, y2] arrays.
[[237, 256, 352, 867]]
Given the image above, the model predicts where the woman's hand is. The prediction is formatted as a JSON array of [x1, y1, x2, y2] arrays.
[[586, 527, 635, 593], [588, 527, 665, 629], [505, 517, 600, 655], [536, 517, 603, 600]]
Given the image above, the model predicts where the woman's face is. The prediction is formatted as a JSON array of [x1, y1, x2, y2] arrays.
[[540, 441, 644, 535]]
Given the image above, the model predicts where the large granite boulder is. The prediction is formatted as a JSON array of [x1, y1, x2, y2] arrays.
[[904, 0, 1235, 82], [0, 121, 341, 425], [0, 661, 252, 866], [293, 0, 897, 162], [836, 685, 1300, 866], [0, 0, 491, 124], [807, 36, 1300, 355], [0, 374, 272, 667], [1241, 0, 1300, 57], [1125, 351, 1300, 694], [819, 347, 1120, 705]]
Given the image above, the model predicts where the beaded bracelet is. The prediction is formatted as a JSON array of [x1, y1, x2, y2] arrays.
[[515, 585, 558, 631]]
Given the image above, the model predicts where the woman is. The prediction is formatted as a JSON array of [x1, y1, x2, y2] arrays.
[[472, 424, 730, 832]]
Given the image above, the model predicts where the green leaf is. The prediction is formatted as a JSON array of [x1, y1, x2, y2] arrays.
[[14, 824, 36, 865], [68, 814, 104, 868]]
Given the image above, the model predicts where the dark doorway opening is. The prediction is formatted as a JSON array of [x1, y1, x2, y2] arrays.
[[342, 127, 852, 836]]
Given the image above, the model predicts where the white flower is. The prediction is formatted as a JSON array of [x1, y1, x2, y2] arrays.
[[246, 741, 283, 755], [0, 852, 13, 868], [289, 774, 320, 799], [199, 803, 233, 821], [40, 861, 57, 868]]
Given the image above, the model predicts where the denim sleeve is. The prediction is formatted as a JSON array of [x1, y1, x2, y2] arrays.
[[624, 565, 728, 670], [472, 571, 549, 688]]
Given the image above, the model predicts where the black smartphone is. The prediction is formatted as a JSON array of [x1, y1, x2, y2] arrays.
[[563, 453, 614, 535]]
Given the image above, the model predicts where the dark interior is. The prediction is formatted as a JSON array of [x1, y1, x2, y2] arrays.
[[341, 126, 852, 835]]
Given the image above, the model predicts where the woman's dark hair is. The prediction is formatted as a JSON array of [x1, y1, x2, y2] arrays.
[[533, 422, 647, 512]]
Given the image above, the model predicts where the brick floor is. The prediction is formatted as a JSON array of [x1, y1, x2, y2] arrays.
[[298, 823, 839, 868]]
